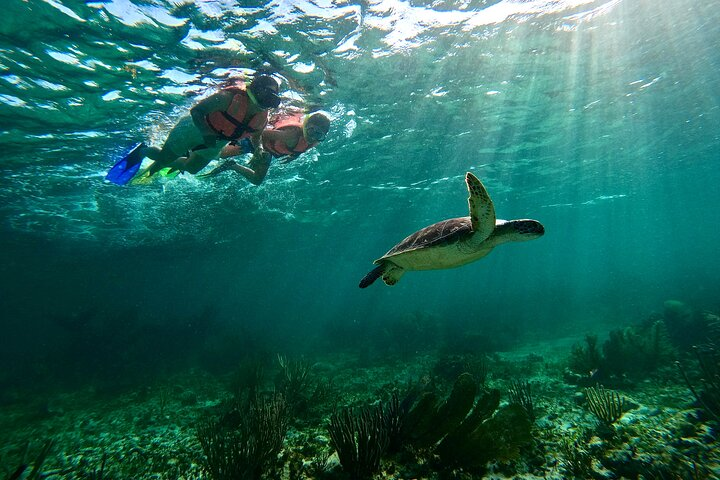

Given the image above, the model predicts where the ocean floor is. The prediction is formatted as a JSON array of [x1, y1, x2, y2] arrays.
[[1, 332, 718, 480]]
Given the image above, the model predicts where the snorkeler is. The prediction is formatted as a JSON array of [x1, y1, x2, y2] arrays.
[[201, 111, 331, 185], [106, 75, 281, 185]]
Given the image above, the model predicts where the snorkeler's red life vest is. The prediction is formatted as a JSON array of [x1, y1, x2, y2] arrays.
[[206, 87, 268, 141], [262, 114, 317, 158]]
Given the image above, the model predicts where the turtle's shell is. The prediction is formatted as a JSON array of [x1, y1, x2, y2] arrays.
[[378, 216, 473, 262]]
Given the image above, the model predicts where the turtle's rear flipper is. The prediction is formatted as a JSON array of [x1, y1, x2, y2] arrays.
[[382, 266, 404, 286], [359, 265, 385, 288]]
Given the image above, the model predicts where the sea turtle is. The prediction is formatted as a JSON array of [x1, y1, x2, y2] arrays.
[[359, 172, 544, 288]]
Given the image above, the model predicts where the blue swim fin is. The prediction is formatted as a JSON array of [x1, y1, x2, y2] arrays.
[[106, 142, 146, 185]]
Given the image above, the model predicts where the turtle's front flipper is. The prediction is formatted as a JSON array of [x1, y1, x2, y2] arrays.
[[359, 264, 385, 288], [465, 172, 495, 241]]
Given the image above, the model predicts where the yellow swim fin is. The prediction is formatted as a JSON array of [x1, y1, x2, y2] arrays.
[[130, 167, 179, 185]]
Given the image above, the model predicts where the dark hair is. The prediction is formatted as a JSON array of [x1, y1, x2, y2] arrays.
[[250, 74, 279, 92], [249, 75, 281, 108], [307, 112, 330, 133]]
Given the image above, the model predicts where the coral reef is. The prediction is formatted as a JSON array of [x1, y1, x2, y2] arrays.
[[327, 403, 390, 479], [584, 384, 626, 427], [324, 372, 535, 477], [508, 379, 535, 423], [400, 373, 533, 473], [558, 435, 593, 478], [275, 355, 334, 422], [662, 300, 719, 350], [2, 303, 720, 480], [228, 356, 265, 400], [568, 320, 675, 385], [197, 394, 288, 480], [5, 440, 54, 480], [432, 353, 489, 386], [678, 342, 720, 422], [602, 320, 675, 378], [276, 355, 311, 408], [568, 334, 602, 376]]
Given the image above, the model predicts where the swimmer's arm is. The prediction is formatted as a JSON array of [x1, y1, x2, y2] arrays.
[[250, 129, 263, 147], [190, 91, 233, 146], [230, 149, 271, 185]]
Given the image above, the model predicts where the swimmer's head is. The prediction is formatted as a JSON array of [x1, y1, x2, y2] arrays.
[[303, 111, 331, 143], [249, 75, 281, 109]]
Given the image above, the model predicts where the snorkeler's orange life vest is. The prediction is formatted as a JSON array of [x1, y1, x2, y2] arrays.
[[262, 115, 317, 158], [206, 87, 268, 140]]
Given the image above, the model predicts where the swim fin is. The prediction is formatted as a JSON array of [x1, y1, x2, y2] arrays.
[[130, 167, 179, 185], [105, 142, 146, 185]]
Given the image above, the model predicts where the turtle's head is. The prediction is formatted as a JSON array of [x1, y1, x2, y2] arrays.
[[496, 219, 544, 243]]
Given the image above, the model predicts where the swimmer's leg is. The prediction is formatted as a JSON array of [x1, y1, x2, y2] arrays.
[[146, 145, 185, 175], [141, 145, 163, 161]]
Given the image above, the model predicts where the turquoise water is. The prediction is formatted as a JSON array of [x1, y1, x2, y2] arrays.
[[2, 0, 718, 339], [1, 0, 719, 477]]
